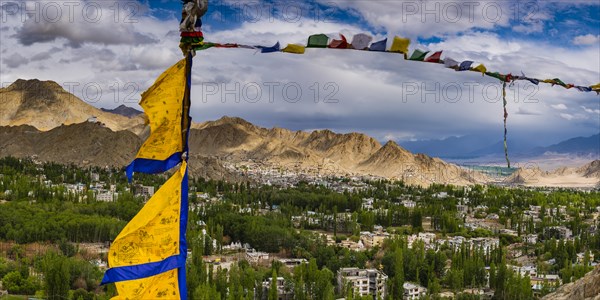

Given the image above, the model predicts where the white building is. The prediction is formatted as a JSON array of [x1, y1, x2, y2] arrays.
[[401, 199, 417, 209], [135, 185, 155, 198], [403, 282, 427, 300], [96, 192, 115, 202], [245, 250, 269, 264], [261, 277, 292, 300], [337, 268, 387, 299]]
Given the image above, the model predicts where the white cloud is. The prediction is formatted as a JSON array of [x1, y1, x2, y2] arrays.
[[550, 104, 567, 110], [581, 106, 600, 114], [573, 34, 600, 45], [315, 0, 512, 39]]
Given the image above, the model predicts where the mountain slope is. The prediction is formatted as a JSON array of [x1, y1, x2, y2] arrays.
[[532, 134, 600, 156], [0, 79, 144, 133], [0, 123, 141, 167], [542, 267, 600, 300]]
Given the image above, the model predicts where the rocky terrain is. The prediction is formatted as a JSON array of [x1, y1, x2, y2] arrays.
[[0, 79, 145, 133], [542, 267, 600, 300], [506, 160, 600, 188]]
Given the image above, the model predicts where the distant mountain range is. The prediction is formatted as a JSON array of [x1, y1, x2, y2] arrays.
[[400, 133, 600, 159]]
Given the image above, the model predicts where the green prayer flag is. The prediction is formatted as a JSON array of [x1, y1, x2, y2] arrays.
[[307, 34, 329, 48], [409, 49, 430, 61]]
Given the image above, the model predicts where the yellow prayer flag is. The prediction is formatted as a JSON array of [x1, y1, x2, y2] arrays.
[[473, 64, 487, 76], [282, 44, 306, 54], [135, 59, 188, 162], [390, 36, 410, 55], [112, 269, 181, 300], [109, 162, 187, 268], [590, 83, 600, 90]]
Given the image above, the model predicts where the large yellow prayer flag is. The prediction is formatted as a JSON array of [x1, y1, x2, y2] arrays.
[[102, 162, 188, 299], [126, 58, 190, 180]]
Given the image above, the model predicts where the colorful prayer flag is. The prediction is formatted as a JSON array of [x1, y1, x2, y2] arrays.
[[443, 57, 459, 68], [282, 44, 306, 54], [424, 51, 443, 63], [102, 162, 189, 298], [390, 36, 410, 55], [369, 38, 387, 52], [307, 34, 329, 48], [125, 58, 190, 181], [350, 33, 373, 50], [409, 49, 430, 61], [473, 64, 487, 76], [329, 34, 348, 49], [260, 42, 280, 53], [458, 61, 474, 71]]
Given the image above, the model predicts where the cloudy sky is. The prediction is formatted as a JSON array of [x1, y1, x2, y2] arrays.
[[1, 0, 599, 146]]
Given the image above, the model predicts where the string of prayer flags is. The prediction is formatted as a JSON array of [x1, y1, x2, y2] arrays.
[[351, 33, 373, 50], [191, 32, 599, 96], [192, 31, 600, 169], [307, 34, 329, 48], [424, 51, 443, 63], [409, 49, 430, 61], [329, 34, 349, 49], [369, 38, 388, 52], [282, 44, 306, 54]]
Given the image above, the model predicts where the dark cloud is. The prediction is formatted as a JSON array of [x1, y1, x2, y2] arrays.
[[30, 47, 61, 62], [16, 24, 158, 47], [4, 52, 29, 68]]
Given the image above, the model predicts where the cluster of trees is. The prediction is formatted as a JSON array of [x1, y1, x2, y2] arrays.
[[0, 245, 104, 299]]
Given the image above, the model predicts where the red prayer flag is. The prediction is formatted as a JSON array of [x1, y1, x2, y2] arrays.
[[329, 34, 348, 49], [424, 51, 443, 63]]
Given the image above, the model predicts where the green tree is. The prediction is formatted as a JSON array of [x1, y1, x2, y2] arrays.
[[269, 270, 279, 300], [44, 253, 71, 300]]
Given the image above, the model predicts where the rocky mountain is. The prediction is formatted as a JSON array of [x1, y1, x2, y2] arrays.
[[101, 105, 143, 118], [0, 122, 240, 181], [0, 122, 140, 167], [506, 160, 600, 188], [0, 79, 145, 133], [189, 116, 488, 186], [542, 267, 600, 300]]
